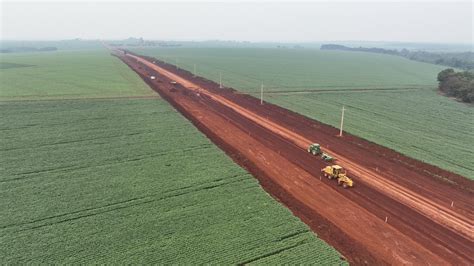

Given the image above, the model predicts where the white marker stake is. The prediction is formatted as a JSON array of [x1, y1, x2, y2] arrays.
[[260, 83, 264, 105], [339, 106, 345, 137], [451, 201, 454, 207], [219, 71, 223, 88], [385, 216, 388, 223]]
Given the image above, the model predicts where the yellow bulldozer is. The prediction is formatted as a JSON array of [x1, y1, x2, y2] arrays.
[[321, 165, 354, 188]]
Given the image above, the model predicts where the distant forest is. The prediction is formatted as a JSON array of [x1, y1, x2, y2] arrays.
[[321, 44, 474, 70], [108, 37, 182, 48], [437, 69, 474, 103], [0, 47, 57, 53]]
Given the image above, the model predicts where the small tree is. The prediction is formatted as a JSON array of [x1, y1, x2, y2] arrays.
[[437, 69, 474, 103], [437, 68, 455, 82]]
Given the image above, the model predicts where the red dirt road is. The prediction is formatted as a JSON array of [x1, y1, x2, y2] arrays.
[[116, 50, 473, 265]]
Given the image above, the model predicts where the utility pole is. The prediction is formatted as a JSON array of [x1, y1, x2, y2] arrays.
[[260, 82, 264, 105], [193, 64, 196, 77], [219, 71, 223, 88], [339, 106, 345, 137]]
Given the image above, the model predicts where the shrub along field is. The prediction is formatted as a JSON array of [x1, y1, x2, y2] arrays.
[[0, 49, 343, 263], [132, 48, 473, 179]]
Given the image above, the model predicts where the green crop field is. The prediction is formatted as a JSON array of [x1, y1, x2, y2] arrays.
[[0, 50, 154, 100], [134, 47, 446, 92], [132, 48, 473, 179], [0, 49, 344, 263]]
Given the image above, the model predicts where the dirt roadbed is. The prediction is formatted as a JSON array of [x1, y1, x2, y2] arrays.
[[117, 51, 473, 265]]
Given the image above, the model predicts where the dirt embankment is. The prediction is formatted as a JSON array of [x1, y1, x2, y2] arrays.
[[116, 50, 474, 265]]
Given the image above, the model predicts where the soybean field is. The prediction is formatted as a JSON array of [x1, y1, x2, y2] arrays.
[[0, 49, 344, 263]]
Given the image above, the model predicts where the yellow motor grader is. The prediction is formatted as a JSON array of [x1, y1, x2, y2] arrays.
[[321, 165, 354, 188]]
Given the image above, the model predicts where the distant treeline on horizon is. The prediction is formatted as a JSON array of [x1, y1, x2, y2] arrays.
[[0, 46, 57, 53], [321, 44, 474, 70]]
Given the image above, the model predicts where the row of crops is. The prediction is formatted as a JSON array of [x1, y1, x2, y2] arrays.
[[132, 47, 473, 179], [0, 50, 344, 263]]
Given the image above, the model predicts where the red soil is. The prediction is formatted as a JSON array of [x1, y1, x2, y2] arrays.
[[116, 50, 473, 265]]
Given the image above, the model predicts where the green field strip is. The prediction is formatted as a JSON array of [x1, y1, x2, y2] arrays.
[[0, 49, 153, 100], [139, 47, 445, 93]]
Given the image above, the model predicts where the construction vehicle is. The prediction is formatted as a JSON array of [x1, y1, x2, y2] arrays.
[[308, 143, 322, 155], [308, 143, 334, 162], [321, 165, 354, 188]]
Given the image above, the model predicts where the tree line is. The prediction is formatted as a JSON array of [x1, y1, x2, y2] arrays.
[[437, 69, 474, 103], [320, 44, 474, 70], [0, 46, 57, 53]]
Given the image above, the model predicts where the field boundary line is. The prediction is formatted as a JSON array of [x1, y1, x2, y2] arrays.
[[0, 95, 161, 103], [247, 87, 429, 95]]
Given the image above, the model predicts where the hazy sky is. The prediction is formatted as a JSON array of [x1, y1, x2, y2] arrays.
[[1, 1, 472, 43]]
